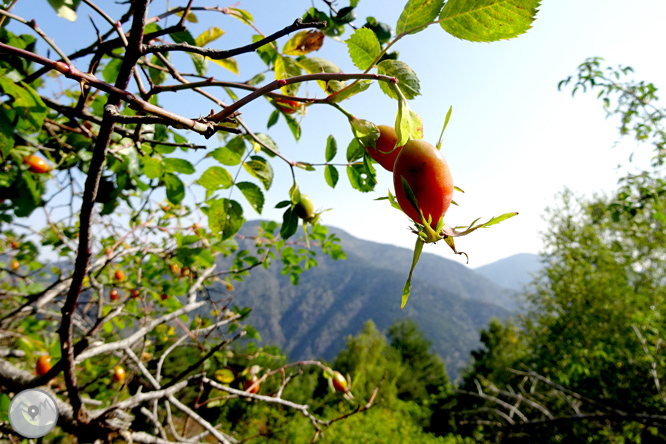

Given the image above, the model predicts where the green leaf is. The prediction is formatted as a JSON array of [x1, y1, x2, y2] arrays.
[[0, 108, 14, 160], [170, 30, 196, 45], [190, 54, 208, 76], [149, 54, 169, 86], [298, 57, 346, 94], [236, 182, 264, 214], [346, 138, 365, 162], [401, 237, 425, 309], [164, 173, 185, 204], [252, 133, 280, 156], [346, 27, 381, 71], [347, 164, 376, 192], [283, 30, 324, 56], [0, 78, 47, 133], [243, 156, 273, 190], [211, 147, 242, 166], [324, 165, 339, 188], [325, 135, 337, 162], [327, 80, 372, 103], [396, 0, 445, 35], [199, 166, 233, 191], [349, 118, 380, 148], [377, 60, 421, 100], [275, 55, 302, 96], [280, 207, 299, 240], [143, 156, 165, 179], [284, 112, 302, 141], [395, 97, 412, 148], [439, 0, 541, 42], [253, 34, 278, 66], [163, 158, 195, 174], [208, 198, 245, 240], [227, 7, 254, 24], [267, 109, 280, 129], [195, 27, 225, 47], [47, 0, 81, 21], [441, 212, 519, 237], [102, 59, 123, 84]]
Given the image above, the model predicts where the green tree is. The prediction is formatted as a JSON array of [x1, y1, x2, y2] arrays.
[[451, 60, 666, 443]]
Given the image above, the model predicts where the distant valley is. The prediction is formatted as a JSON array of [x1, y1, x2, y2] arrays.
[[205, 221, 541, 377]]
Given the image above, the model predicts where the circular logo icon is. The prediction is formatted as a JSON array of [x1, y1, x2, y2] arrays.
[[8, 389, 59, 438]]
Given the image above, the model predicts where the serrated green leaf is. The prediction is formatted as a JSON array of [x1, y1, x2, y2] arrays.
[[195, 27, 225, 47], [243, 156, 273, 190], [327, 80, 372, 103], [275, 56, 302, 96], [164, 173, 185, 204], [347, 164, 375, 192], [396, 0, 445, 35], [211, 147, 242, 166], [298, 57, 346, 94], [163, 158, 195, 174], [439, 0, 541, 42], [325, 135, 337, 162], [143, 156, 165, 179], [281, 207, 299, 239], [235, 182, 264, 214], [252, 133, 279, 156], [325, 165, 339, 188], [346, 138, 365, 162], [199, 166, 233, 190], [377, 60, 421, 100], [102, 59, 123, 84], [211, 57, 239, 75], [346, 27, 381, 70], [170, 30, 196, 45], [283, 30, 325, 56], [349, 118, 380, 148], [208, 198, 244, 240]]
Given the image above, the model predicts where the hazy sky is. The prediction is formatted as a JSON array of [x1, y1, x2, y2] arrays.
[[7, 1, 666, 267]]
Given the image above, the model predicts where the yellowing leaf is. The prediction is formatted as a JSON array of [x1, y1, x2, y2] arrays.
[[195, 27, 225, 47], [211, 57, 239, 75], [283, 30, 325, 56]]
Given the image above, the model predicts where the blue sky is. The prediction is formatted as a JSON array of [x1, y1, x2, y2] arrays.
[[7, 1, 666, 267]]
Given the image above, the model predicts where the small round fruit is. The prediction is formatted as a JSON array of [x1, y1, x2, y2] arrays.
[[331, 371, 348, 393], [113, 366, 125, 382], [365, 125, 403, 172], [131, 289, 140, 299], [36, 355, 52, 376], [294, 194, 315, 220], [181, 267, 190, 277], [11, 241, 19, 249], [393, 139, 454, 230], [160, 293, 168, 301], [170, 263, 180, 275], [10, 259, 19, 271], [110, 289, 119, 301], [23, 155, 51, 174], [114, 270, 125, 282], [275, 98, 300, 114], [244, 375, 260, 394]]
